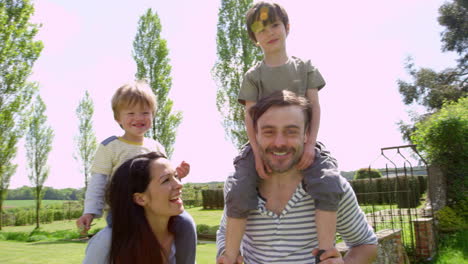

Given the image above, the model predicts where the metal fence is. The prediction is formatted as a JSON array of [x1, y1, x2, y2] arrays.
[[351, 145, 437, 262]]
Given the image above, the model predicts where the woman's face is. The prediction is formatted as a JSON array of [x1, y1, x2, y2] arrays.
[[139, 158, 184, 218]]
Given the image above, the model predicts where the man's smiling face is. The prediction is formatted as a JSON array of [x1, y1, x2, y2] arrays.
[[256, 105, 307, 174]]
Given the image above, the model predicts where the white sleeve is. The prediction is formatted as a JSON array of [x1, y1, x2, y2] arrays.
[[83, 173, 108, 217]]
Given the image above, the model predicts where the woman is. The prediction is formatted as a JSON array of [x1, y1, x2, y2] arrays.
[[83, 151, 196, 264]]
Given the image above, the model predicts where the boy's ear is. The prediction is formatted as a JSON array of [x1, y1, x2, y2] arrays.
[[133, 192, 147, 206]]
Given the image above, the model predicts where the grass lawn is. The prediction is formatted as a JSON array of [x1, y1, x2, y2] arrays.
[[186, 207, 223, 226], [3, 200, 70, 209], [1, 218, 107, 233], [0, 240, 218, 263]]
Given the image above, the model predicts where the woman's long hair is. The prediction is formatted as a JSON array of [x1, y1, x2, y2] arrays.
[[107, 151, 174, 264]]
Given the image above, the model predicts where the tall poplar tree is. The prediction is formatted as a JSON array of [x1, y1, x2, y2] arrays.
[[26, 95, 54, 229], [132, 8, 181, 158], [74, 90, 97, 190], [212, 0, 262, 149], [0, 0, 43, 230]]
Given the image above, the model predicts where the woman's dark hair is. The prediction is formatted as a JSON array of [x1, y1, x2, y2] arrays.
[[107, 151, 173, 264]]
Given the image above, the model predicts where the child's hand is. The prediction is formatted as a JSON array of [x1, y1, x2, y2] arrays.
[[254, 155, 271, 179], [176, 161, 190, 179], [76, 214, 94, 235], [296, 142, 316, 170]]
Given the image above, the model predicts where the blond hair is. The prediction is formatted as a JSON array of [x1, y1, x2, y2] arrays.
[[111, 80, 157, 120]]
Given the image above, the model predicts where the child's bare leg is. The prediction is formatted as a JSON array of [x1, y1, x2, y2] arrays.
[[315, 209, 337, 262], [225, 216, 246, 263]]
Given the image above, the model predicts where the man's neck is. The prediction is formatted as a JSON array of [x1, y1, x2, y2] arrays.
[[259, 169, 303, 215], [263, 50, 289, 67]]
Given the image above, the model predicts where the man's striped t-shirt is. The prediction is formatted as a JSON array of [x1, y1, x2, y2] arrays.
[[216, 176, 377, 264]]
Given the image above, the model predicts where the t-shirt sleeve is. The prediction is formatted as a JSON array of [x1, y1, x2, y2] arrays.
[[90, 143, 113, 176], [306, 60, 326, 90], [238, 70, 258, 105], [155, 141, 167, 157]]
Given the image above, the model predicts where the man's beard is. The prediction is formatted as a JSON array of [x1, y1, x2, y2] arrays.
[[262, 145, 303, 174]]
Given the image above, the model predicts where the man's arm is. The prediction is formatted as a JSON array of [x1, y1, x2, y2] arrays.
[[343, 244, 377, 264]]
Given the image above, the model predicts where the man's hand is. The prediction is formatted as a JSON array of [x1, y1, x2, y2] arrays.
[[176, 161, 190, 179], [216, 254, 244, 264], [312, 248, 343, 264], [76, 213, 94, 235], [296, 142, 316, 170]]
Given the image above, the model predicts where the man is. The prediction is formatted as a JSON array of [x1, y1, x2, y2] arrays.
[[217, 90, 378, 264]]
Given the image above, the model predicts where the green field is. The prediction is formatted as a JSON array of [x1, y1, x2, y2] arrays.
[[3, 200, 70, 209], [0, 240, 217, 263], [0, 204, 221, 263]]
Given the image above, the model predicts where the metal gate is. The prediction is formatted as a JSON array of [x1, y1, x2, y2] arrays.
[[352, 144, 437, 262]]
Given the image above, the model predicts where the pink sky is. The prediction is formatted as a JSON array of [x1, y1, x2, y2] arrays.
[[10, 0, 457, 188]]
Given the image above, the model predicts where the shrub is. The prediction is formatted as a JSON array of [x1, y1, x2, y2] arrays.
[[435, 206, 464, 231], [354, 168, 383, 180], [197, 224, 210, 234], [412, 97, 468, 205]]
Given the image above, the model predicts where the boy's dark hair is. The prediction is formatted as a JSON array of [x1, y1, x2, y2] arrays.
[[246, 1, 289, 43], [249, 90, 311, 132]]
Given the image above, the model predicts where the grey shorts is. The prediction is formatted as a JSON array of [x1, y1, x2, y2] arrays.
[[225, 142, 345, 218]]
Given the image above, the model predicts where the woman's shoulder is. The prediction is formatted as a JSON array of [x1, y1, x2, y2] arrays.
[[82, 226, 112, 264]]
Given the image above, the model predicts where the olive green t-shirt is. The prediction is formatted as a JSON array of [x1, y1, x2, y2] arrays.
[[238, 56, 325, 105]]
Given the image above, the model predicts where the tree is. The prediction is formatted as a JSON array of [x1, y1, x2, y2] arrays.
[[26, 95, 54, 229], [0, 0, 43, 230], [74, 90, 97, 190], [354, 168, 383, 180], [132, 8, 181, 158], [212, 0, 263, 149], [411, 97, 467, 205], [397, 0, 467, 141]]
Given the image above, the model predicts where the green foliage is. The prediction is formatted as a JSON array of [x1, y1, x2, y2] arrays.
[[212, 0, 263, 149], [397, 0, 467, 142], [133, 8, 182, 158], [7, 187, 84, 200], [26, 95, 54, 229], [353, 168, 383, 180], [435, 206, 465, 231], [434, 229, 468, 264], [0, 0, 43, 230], [412, 98, 468, 204], [350, 176, 426, 208], [74, 90, 97, 190], [1, 201, 83, 227]]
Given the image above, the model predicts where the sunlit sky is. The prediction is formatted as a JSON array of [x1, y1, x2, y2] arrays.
[[10, 0, 457, 188]]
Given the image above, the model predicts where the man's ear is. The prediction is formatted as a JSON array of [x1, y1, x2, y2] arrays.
[[286, 23, 290, 35], [133, 192, 147, 206]]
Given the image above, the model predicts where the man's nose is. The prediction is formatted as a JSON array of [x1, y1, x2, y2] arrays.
[[273, 134, 286, 146]]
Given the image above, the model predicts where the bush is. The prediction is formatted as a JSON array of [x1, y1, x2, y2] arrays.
[[435, 206, 464, 231], [197, 224, 210, 235], [412, 97, 468, 205], [354, 168, 383, 180]]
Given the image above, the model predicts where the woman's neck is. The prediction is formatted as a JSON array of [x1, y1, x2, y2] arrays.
[[146, 214, 173, 258]]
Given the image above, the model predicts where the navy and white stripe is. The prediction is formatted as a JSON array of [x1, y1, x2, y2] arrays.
[[216, 176, 377, 264]]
